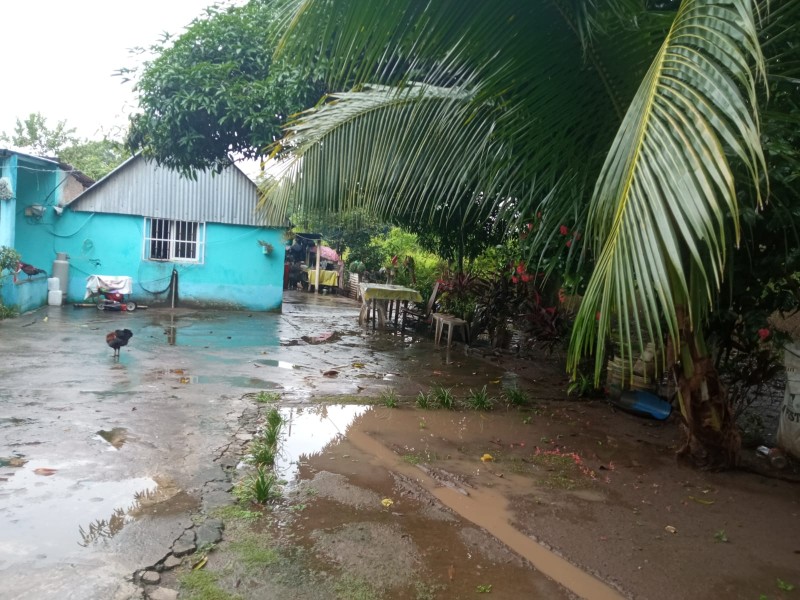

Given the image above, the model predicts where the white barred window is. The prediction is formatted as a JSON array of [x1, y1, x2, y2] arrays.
[[144, 218, 205, 263]]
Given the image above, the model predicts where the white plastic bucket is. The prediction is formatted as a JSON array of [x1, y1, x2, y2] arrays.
[[47, 277, 60, 291], [47, 290, 63, 306]]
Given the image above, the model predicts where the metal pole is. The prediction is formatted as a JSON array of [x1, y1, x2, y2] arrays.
[[315, 240, 321, 295]]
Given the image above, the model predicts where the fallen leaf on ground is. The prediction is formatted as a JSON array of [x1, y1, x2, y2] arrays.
[[664, 525, 677, 534], [688, 495, 715, 505], [480, 453, 494, 462], [34, 468, 57, 476], [192, 556, 208, 570], [323, 370, 339, 378], [352, 362, 365, 368], [381, 498, 394, 507]]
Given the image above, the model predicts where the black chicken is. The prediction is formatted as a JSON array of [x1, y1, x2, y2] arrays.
[[106, 329, 133, 357], [18, 261, 46, 279]]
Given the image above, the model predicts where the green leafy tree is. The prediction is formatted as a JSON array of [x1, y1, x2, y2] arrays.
[[1, 112, 77, 155], [259, 0, 800, 468], [59, 139, 128, 181], [124, 0, 324, 176]]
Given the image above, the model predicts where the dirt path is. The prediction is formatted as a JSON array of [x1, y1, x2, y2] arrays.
[[149, 392, 799, 600]]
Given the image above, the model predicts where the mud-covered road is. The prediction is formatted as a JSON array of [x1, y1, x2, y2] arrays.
[[1, 292, 798, 600]]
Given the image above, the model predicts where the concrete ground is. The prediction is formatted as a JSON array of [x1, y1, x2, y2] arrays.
[[0, 292, 531, 599]]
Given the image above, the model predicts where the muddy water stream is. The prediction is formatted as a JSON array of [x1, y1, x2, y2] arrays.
[[348, 422, 622, 600], [276, 404, 623, 599]]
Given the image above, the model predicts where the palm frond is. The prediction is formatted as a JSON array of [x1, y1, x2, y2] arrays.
[[568, 0, 767, 382]]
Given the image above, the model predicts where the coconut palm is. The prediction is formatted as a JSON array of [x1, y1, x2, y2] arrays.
[[264, 0, 799, 468]]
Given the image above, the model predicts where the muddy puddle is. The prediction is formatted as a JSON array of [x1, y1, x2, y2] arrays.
[[0, 460, 162, 566], [261, 403, 624, 599]]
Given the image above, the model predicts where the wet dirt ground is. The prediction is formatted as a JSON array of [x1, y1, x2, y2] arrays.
[[1, 292, 798, 599]]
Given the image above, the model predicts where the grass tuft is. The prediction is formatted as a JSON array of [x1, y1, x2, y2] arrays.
[[178, 570, 240, 600], [431, 385, 455, 410], [466, 386, 494, 411], [503, 386, 529, 406], [380, 388, 398, 408]]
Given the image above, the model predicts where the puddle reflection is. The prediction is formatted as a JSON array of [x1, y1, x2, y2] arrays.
[[0, 460, 158, 567], [275, 405, 369, 482]]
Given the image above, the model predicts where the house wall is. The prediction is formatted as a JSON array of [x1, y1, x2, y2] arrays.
[[52, 211, 286, 311], [61, 173, 88, 205], [0, 153, 19, 248], [3, 155, 61, 312]]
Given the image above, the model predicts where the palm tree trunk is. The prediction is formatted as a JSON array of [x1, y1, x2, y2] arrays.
[[673, 312, 740, 469]]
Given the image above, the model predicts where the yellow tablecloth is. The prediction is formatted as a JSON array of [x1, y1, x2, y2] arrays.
[[308, 270, 339, 287], [359, 283, 422, 303]]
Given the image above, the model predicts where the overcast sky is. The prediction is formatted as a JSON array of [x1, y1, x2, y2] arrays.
[[0, 1, 221, 144]]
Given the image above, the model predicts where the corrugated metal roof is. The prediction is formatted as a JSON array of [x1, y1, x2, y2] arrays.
[[69, 155, 282, 227]]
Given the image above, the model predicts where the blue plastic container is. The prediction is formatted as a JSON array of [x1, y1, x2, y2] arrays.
[[611, 390, 673, 421]]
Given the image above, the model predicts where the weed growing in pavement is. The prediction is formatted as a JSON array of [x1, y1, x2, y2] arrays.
[[249, 437, 276, 467], [503, 386, 529, 406], [236, 467, 280, 505], [403, 454, 422, 465], [466, 386, 494, 411], [714, 529, 729, 543], [431, 385, 455, 410], [476, 584, 493, 593], [230, 534, 280, 569], [0, 304, 17, 320], [178, 570, 237, 600], [777, 578, 795, 592], [262, 408, 283, 448], [380, 388, 398, 408], [212, 504, 261, 523], [255, 391, 281, 403], [415, 391, 431, 409], [266, 407, 283, 430]]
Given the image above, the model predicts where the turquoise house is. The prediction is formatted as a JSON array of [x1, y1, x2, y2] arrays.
[[57, 155, 286, 311], [0, 149, 92, 312], [1, 150, 287, 312]]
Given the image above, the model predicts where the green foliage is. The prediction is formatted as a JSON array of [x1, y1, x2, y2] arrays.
[[266, 407, 283, 432], [465, 386, 493, 411], [0, 246, 21, 275], [124, 1, 324, 175], [431, 385, 455, 410], [178, 570, 240, 600], [380, 388, 398, 408], [59, 139, 127, 180], [369, 227, 444, 296], [502, 387, 529, 406], [777, 579, 795, 592], [230, 535, 280, 569], [211, 504, 261, 524], [1, 112, 77, 155], [713, 529, 729, 543], [334, 574, 379, 600], [236, 467, 280, 505], [415, 391, 431, 409], [255, 390, 280, 403], [249, 438, 276, 467]]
